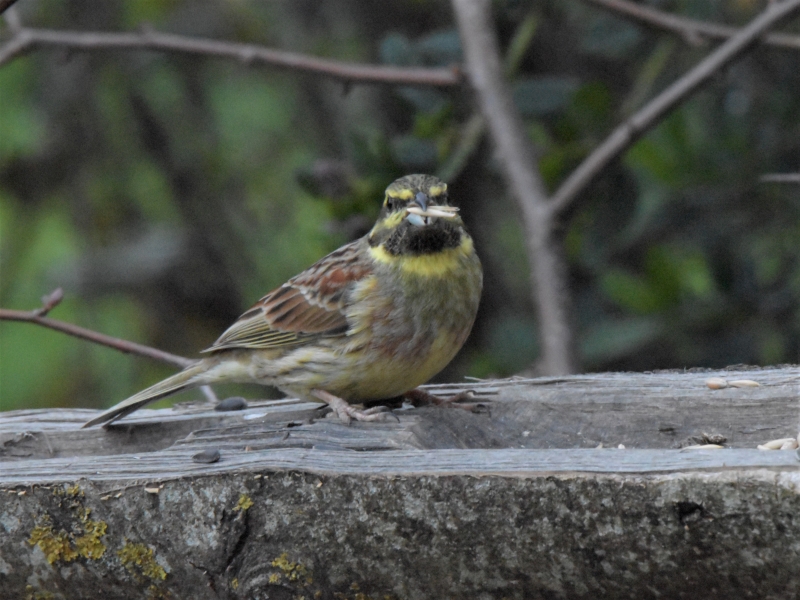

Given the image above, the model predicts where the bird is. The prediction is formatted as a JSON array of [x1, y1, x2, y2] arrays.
[[83, 174, 482, 427]]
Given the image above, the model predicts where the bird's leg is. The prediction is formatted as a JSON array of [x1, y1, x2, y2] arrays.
[[311, 389, 392, 424], [404, 388, 488, 413]]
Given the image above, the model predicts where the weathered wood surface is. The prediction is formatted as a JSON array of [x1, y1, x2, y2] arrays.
[[1, 366, 799, 599]]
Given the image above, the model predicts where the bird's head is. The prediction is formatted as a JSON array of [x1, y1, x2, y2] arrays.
[[368, 174, 466, 256]]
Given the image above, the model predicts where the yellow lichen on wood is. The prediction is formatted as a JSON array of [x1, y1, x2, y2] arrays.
[[27, 505, 108, 564], [271, 551, 309, 582], [24, 586, 55, 600], [28, 518, 78, 564], [117, 542, 167, 581], [234, 493, 254, 512], [65, 484, 84, 497], [74, 518, 108, 560]]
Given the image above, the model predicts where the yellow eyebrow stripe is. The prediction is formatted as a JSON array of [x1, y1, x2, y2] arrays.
[[386, 188, 414, 201]]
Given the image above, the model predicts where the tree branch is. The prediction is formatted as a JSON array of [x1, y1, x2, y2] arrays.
[[549, 0, 800, 216], [0, 0, 19, 17], [760, 172, 800, 183], [0, 21, 460, 87], [582, 0, 800, 51], [452, 0, 577, 375], [0, 289, 193, 369], [451, 0, 800, 374]]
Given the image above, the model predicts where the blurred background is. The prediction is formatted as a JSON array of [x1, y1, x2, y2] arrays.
[[1, 0, 799, 412]]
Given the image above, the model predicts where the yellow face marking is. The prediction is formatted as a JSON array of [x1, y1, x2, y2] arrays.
[[369, 235, 474, 277], [385, 188, 414, 203], [369, 209, 406, 239], [427, 183, 447, 197]]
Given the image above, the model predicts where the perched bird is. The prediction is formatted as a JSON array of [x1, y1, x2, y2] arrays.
[[83, 174, 482, 427]]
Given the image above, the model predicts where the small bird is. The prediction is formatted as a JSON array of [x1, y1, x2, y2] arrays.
[[83, 174, 482, 427]]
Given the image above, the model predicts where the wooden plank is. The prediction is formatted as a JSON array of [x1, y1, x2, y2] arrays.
[[2, 457, 799, 599], [1, 448, 799, 486], [2, 366, 798, 462]]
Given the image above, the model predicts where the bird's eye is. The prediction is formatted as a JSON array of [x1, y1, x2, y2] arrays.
[[385, 197, 396, 211]]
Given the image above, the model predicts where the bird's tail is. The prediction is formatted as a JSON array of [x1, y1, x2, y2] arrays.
[[83, 361, 210, 428]]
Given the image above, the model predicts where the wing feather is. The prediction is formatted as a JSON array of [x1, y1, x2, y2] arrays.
[[203, 240, 371, 353]]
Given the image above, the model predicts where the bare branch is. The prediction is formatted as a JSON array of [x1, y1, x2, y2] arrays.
[[582, 0, 800, 51], [0, 292, 193, 369], [437, 11, 539, 183], [31, 287, 64, 317], [550, 0, 800, 216], [0, 0, 19, 17], [452, 0, 577, 375], [0, 23, 460, 87], [760, 173, 800, 183]]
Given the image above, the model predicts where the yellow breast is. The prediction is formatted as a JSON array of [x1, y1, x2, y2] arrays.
[[368, 235, 475, 278]]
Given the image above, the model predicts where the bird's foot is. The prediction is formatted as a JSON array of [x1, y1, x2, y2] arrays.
[[404, 388, 488, 414], [311, 389, 394, 424]]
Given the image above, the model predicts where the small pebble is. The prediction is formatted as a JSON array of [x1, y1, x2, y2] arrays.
[[705, 377, 728, 389], [215, 397, 248, 411], [192, 448, 221, 464], [144, 484, 162, 494], [702, 433, 727, 445], [729, 379, 760, 388]]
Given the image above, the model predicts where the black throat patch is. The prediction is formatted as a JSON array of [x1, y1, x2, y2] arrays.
[[379, 220, 462, 256]]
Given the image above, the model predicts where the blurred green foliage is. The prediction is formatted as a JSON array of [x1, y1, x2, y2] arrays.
[[1, 0, 799, 412]]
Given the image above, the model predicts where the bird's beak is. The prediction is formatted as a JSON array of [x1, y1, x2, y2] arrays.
[[405, 194, 460, 227], [406, 192, 458, 227], [414, 192, 429, 212], [406, 192, 431, 227]]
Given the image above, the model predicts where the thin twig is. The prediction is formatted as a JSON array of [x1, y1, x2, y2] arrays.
[[1, 291, 220, 403], [760, 173, 800, 183], [549, 0, 800, 216], [452, 0, 577, 375], [0, 21, 460, 86], [582, 0, 800, 51], [0, 290, 193, 369]]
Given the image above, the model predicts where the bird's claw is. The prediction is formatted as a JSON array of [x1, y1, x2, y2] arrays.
[[312, 389, 396, 424]]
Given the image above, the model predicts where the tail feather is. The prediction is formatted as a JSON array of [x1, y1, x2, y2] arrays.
[[83, 362, 209, 428]]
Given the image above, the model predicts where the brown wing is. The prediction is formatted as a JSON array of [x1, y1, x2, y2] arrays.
[[203, 239, 371, 353]]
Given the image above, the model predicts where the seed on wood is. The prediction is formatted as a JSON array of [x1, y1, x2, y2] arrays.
[[729, 380, 760, 388], [705, 377, 728, 389], [757, 438, 796, 450]]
